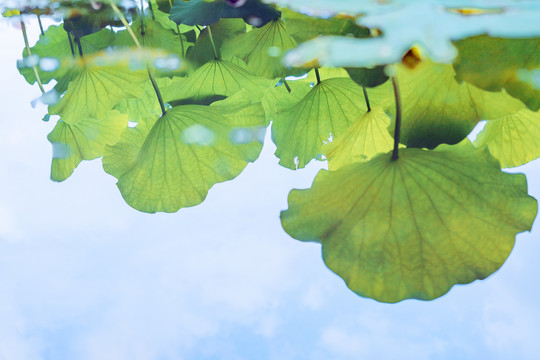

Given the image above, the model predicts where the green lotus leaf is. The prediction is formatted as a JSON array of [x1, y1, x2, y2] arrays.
[[268, 77, 371, 169], [170, 0, 280, 26], [168, 59, 275, 102], [114, 78, 176, 122], [149, 0, 196, 34], [454, 35, 540, 111], [48, 63, 148, 124], [19, 25, 114, 93], [103, 91, 266, 213], [154, 0, 173, 12], [222, 19, 297, 78], [385, 61, 526, 149], [261, 78, 311, 126], [345, 66, 389, 88], [280, 8, 369, 43], [475, 109, 540, 168], [48, 110, 127, 181], [113, 16, 187, 57], [324, 106, 395, 170], [281, 140, 538, 303], [187, 18, 246, 70]]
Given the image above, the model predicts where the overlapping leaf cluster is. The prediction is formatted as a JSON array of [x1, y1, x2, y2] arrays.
[[7, 0, 540, 303]]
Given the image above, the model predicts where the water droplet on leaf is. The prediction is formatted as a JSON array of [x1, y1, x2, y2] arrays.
[[154, 55, 182, 71], [39, 57, 60, 72], [52, 142, 73, 159], [267, 46, 282, 57], [229, 126, 266, 144], [247, 16, 263, 27], [20, 54, 40, 68], [181, 124, 216, 146], [30, 89, 59, 107]]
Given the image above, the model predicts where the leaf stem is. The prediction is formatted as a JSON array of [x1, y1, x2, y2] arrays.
[[149, 68, 167, 115], [207, 25, 219, 59], [148, 0, 156, 20], [67, 32, 76, 58], [391, 76, 401, 161], [362, 86, 371, 112], [139, 0, 146, 36], [20, 18, 45, 93], [314, 67, 321, 85], [178, 27, 185, 57], [283, 78, 291, 93], [74, 34, 84, 57], [109, 0, 166, 115], [168, 0, 185, 56], [110, 1, 142, 47], [37, 14, 44, 36]]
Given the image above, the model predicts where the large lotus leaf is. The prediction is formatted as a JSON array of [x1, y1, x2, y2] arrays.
[[48, 63, 148, 124], [280, 8, 369, 43], [281, 140, 537, 303], [169, 59, 275, 102], [170, 0, 280, 26], [187, 18, 246, 69], [475, 109, 540, 168], [103, 91, 266, 213], [269, 77, 372, 169], [48, 110, 127, 181], [324, 106, 394, 170], [454, 35, 540, 111], [221, 19, 297, 78], [18, 25, 114, 93], [387, 61, 526, 149]]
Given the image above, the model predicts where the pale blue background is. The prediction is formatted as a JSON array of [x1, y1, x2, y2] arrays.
[[0, 18, 539, 360]]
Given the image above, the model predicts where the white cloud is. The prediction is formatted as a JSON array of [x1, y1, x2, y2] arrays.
[[1, 16, 540, 360]]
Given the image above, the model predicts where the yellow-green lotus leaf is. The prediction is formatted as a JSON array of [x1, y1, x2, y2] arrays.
[[169, 59, 275, 102], [103, 91, 265, 213], [324, 106, 395, 170], [380, 61, 526, 149], [281, 8, 369, 43], [48, 110, 127, 181], [269, 77, 370, 169], [281, 140, 537, 303], [222, 19, 297, 79], [18, 25, 115, 92], [48, 63, 148, 124], [475, 109, 540, 168], [187, 18, 246, 70], [454, 35, 540, 111]]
